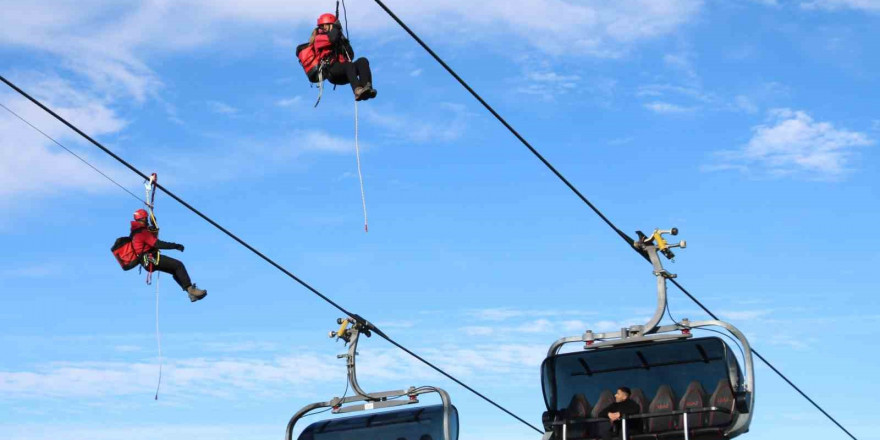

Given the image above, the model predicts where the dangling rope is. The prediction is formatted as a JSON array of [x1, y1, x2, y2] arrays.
[[354, 101, 368, 232], [335, 0, 367, 232], [154, 272, 163, 400]]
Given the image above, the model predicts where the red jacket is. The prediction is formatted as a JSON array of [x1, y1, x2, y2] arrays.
[[130, 221, 157, 255]]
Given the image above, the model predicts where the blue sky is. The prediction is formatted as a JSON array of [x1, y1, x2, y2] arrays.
[[1, 0, 878, 439]]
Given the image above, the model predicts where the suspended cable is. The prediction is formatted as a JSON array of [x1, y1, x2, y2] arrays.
[[0, 74, 542, 435], [368, 3, 859, 439], [0, 101, 147, 205], [669, 279, 859, 440]]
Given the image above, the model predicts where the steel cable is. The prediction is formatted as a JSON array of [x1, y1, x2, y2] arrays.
[[0, 73, 542, 434], [368, 2, 859, 439]]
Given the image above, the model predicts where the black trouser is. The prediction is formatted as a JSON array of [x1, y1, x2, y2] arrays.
[[595, 420, 637, 440], [150, 254, 192, 290], [327, 58, 372, 92], [595, 420, 615, 440]]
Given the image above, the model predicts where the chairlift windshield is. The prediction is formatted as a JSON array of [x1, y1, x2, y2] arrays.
[[297, 404, 458, 440]]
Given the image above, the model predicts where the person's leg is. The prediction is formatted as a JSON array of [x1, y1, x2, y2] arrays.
[[327, 62, 359, 92], [353, 58, 372, 86], [151, 254, 192, 290], [595, 420, 614, 440]]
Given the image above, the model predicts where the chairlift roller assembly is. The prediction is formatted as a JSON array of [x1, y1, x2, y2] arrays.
[[543, 229, 754, 440], [287, 317, 459, 440]]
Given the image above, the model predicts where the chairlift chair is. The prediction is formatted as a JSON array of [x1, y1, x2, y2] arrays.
[[286, 317, 459, 440], [540, 229, 755, 440]]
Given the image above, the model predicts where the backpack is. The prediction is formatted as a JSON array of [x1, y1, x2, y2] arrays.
[[111, 236, 140, 271], [111, 230, 143, 271]]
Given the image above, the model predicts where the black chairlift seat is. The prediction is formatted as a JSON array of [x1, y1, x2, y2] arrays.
[[541, 337, 744, 440], [297, 404, 459, 440]]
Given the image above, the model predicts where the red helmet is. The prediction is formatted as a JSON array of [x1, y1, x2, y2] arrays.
[[317, 13, 337, 26], [133, 209, 149, 221]]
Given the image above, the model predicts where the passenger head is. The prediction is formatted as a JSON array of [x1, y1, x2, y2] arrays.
[[317, 13, 336, 32], [615, 387, 632, 403], [133, 209, 149, 224], [419, 435, 433, 440]]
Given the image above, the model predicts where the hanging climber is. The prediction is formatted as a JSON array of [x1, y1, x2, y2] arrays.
[[127, 209, 207, 302], [297, 13, 377, 102]]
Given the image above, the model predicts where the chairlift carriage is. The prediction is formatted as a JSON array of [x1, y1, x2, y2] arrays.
[[540, 229, 756, 440], [286, 317, 459, 440]]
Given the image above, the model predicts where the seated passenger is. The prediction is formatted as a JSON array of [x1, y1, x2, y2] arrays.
[[596, 387, 642, 440]]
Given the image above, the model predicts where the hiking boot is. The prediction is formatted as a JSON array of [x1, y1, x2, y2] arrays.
[[363, 82, 378, 100], [186, 284, 207, 302], [354, 86, 368, 101]]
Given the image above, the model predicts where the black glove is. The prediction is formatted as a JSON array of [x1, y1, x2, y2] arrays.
[[175, 244, 185, 252]]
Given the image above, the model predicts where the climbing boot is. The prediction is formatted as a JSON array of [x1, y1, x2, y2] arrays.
[[354, 86, 368, 101], [363, 82, 378, 100], [186, 284, 207, 302]]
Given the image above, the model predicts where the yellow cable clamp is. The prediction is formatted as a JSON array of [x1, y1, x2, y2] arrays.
[[333, 318, 351, 339], [652, 229, 670, 251]]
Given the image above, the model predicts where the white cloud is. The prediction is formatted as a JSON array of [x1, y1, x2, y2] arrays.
[[608, 136, 635, 146], [663, 53, 699, 85], [0, 353, 341, 400], [801, 0, 880, 12], [515, 70, 582, 101], [364, 103, 468, 143], [0, 263, 64, 278], [298, 130, 358, 153], [0, 78, 131, 199], [719, 309, 774, 321], [0, 0, 705, 104], [643, 101, 694, 114], [711, 108, 874, 179], [276, 96, 303, 107], [733, 95, 759, 114], [466, 307, 595, 322], [410, 69, 423, 77], [2, 424, 279, 440], [207, 100, 238, 115]]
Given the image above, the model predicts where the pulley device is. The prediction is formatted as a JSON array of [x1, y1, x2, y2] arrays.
[[286, 316, 458, 440], [541, 229, 755, 440]]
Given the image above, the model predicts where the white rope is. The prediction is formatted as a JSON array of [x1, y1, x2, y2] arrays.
[[154, 273, 163, 400], [354, 100, 368, 232]]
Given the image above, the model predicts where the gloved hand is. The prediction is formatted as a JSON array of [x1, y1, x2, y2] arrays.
[[174, 244, 185, 252]]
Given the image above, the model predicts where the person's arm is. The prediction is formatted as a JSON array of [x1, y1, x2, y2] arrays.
[[154, 240, 184, 251], [327, 26, 342, 44], [620, 401, 640, 417], [327, 26, 354, 59], [598, 402, 614, 419]]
